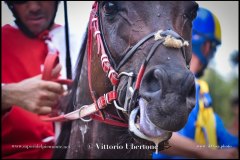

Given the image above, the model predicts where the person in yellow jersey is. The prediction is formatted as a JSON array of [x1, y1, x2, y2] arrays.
[[153, 7, 239, 159]]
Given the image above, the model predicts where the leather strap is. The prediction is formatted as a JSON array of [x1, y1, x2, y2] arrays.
[[116, 32, 156, 71], [42, 53, 59, 81], [42, 53, 73, 85], [91, 114, 128, 128], [42, 90, 128, 128]]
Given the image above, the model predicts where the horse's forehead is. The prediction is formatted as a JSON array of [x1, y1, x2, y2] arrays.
[[114, 1, 197, 23], [118, 1, 196, 9], [98, 1, 197, 65]]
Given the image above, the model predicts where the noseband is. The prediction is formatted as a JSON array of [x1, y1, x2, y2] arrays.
[[43, 2, 189, 128]]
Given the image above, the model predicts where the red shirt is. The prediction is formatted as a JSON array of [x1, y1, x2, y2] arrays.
[[2, 24, 55, 159]]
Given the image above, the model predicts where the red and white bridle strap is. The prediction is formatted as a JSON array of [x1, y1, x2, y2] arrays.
[[87, 1, 121, 122], [90, 4, 119, 86]]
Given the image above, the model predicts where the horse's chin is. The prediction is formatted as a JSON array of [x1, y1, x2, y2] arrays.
[[129, 98, 171, 145]]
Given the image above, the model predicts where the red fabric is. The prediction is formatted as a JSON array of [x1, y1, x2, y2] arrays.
[[2, 25, 54, 159]]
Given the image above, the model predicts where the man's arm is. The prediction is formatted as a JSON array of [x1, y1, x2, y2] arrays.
[[161, 132, 238, 159]]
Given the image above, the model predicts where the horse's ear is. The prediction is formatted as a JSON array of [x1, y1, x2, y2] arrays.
[[192, 2, 199, 20]]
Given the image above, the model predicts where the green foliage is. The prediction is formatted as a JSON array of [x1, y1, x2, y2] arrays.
[[201, 68, 238, 127]]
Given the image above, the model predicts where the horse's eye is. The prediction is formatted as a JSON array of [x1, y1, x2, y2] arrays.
[[103, 1, 118, 16]]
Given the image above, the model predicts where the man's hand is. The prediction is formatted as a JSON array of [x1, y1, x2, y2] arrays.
[[2, 64, 64, 115]]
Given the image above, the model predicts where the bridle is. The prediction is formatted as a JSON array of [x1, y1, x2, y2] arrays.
[[43, 1, 189, 128]]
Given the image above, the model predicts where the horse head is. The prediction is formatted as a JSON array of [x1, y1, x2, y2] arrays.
[[96, 1, 197, 141], [55, 1, 198, 158]]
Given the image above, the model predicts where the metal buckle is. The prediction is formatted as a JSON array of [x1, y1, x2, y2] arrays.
[[113, 72, 134, 113], [79, 106, 93, 122]]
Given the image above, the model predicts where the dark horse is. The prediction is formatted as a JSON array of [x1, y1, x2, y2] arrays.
[[54, 1, 198, 159]]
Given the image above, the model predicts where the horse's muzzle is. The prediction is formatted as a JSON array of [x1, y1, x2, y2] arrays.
[[138, 66, 196, 131]]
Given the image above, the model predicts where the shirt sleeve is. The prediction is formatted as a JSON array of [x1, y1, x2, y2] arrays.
[[215, 113, 239, 148]]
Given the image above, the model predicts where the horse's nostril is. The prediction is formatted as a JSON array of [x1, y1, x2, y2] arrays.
[[153, 69, 162, 80], [181, 72, 195, 96], [186, 79, 196, 111], [141, 90, 161, 103], [141, 68, 162, 93], [141, 93, 152, 102], [140, 68, 164, 102], [188, 83, 195, 97]]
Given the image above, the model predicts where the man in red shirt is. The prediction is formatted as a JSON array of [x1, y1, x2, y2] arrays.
[[1, 1, 80, 158]]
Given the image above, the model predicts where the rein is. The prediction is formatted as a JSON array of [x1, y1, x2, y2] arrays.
[[40, 30, 72, 85], [43, 1, 189, 128]]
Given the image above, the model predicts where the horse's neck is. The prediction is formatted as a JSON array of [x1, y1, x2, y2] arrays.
[[65, 49, 112, 157], [76, 48, 112, 107], [74, 51, 92, 107]]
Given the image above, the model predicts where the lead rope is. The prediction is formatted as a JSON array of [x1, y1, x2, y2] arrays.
[[38, 30, 72, 142], [87, 2, 105, 120]]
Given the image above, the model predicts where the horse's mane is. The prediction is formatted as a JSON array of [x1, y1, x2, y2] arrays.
[[52, 27, 88, 159]]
